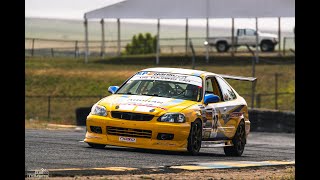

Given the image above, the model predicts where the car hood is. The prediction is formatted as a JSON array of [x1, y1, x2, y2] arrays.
[[98, 94, 198, 116]]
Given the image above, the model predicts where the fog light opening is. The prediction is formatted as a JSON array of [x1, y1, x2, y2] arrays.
[[157, 133, 174, 140], [90, 126, 102, 134]]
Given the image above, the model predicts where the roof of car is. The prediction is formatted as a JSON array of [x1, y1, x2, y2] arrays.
[[140, 67, 216, 77]]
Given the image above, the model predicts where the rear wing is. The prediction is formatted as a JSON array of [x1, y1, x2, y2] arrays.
[[218, 74, 257, 82]]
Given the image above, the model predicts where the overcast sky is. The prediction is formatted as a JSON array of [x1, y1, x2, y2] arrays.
[[25, 0, 295, 30], [25, 0, 122, 19]]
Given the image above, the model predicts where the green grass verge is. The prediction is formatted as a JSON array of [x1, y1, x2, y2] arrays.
[[25, 55, 295, 124]]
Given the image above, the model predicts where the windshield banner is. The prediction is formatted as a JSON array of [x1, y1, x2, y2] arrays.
[[131, 71, 202, 87]]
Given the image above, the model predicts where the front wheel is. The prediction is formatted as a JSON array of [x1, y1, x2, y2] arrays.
[[224, 121, 246, 156], [187, 120, 202, 155]]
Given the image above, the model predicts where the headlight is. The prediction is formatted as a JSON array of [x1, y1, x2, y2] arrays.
[[204, 41, 209, 46], [157, 113, 186, 123], [91, 104, 107, 116]]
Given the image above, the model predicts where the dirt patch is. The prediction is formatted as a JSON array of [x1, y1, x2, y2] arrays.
[[46, 165, 294, 180]]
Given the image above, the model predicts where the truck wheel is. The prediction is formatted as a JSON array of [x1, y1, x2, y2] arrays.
[[268, 43, 275, 52], [260, 41, 274, 52], [216, 42, 229, 52]]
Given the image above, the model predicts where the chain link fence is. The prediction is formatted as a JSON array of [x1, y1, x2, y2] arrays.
[[25, 36, 295, 58]]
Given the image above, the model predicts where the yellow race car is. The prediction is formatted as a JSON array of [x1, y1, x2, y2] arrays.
[[84, 67, 256, 156]]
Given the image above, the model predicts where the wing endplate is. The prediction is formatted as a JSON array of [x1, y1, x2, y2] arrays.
[[218, 74, 257, 82]]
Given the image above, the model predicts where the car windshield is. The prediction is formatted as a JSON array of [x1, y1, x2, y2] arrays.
[[117, 72, 203, 101]]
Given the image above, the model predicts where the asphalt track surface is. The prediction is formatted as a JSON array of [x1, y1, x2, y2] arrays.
[[25, 128, 294, 175]]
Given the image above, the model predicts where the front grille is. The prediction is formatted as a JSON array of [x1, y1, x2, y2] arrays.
[[106, 126, 152, 139], [111, 111, 154, 121]]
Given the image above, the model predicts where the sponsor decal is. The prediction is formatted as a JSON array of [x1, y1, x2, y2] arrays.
[[116, 96, 177, 111], [119, 136, 136, 143], [206, 111, 213, 118], [131, 72, 202, 86], [87, 135, 102, 139], [155, 142, 176, 146], [221, 114, 230, 122], [126, 80, 133, 84], [210, 131, 218, 138], [118, 103, 168, 111], [230, 112, 243, 118], [202, 106, 219, 129], [203, 131, 211, 138], [26, 168, 49, 179]]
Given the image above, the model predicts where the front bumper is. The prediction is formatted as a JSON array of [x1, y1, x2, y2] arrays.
[[84, 114, 191, 151]]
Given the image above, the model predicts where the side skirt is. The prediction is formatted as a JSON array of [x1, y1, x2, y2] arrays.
[[201, 140, 233, 148]]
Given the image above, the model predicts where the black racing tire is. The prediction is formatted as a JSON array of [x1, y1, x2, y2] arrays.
[[216, 41, 229, 52], [260, 41, 275, 52], [268, 43, 275, 52], [187, 120, 202, 155], [224, 121, 246, 156], [87, 143, 105, 149]]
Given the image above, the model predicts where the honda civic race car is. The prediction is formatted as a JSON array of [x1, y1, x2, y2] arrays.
[[84, 67, 256, 156]]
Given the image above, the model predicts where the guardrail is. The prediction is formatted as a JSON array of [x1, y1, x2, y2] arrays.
[[25, 92, 294, 122]]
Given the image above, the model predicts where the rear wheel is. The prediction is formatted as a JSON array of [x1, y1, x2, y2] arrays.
[[260, 41, 275, 52], [224, 121, 246, 156], [87, 143, 105, 149], [216, 42, 229, 52], [187, 120, 202, 155]]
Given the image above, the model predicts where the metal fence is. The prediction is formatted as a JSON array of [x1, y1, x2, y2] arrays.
[[25, 92, 294, 123], [25, 96, 102, 123], [25, 37, 295, 58]]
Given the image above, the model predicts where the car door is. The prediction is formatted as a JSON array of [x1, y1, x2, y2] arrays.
[[201, 77, 220, 140], [202, 76, 239, 140], [244, 29, 257, 46], [235, 29, 246, 45], [237, 29, 256, 46]]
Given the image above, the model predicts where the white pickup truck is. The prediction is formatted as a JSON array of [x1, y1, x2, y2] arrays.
[[204, 28, 278, 52]]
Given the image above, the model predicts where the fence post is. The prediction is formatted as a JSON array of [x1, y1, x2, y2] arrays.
[[31, 38, 35, 57], [275, 73, 282, 110], [51, 48, 54, 57], [185, 18, 189, 56], [283, 38, 286, 56], [117, 18, 121, 56], [189, 39, 196, 69], [100, 19, 105, 58], [48, 96, 51, 120], [231, 18, 235, 57], [256, 94, 261, 108], [278, 17, 281, 56], [74, 40, 78, 58]]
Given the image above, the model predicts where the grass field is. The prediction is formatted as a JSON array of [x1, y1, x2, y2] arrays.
[[25, 55, 295, 124]]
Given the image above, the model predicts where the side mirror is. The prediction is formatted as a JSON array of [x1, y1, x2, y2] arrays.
[[204, 94, 220, 104], [108, 86, 119, 94]]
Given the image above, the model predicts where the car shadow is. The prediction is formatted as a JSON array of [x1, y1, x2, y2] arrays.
[[85, 145, 229, 157]]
